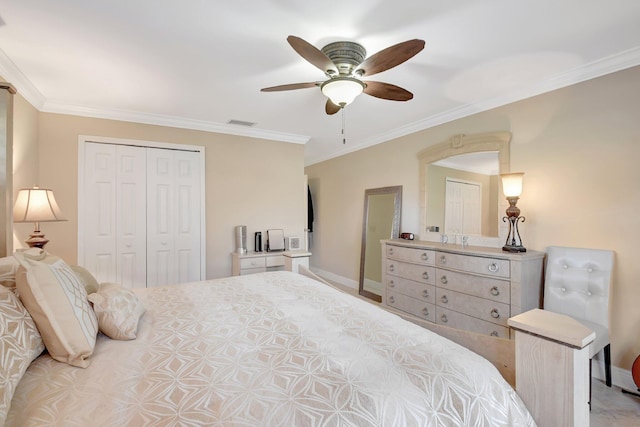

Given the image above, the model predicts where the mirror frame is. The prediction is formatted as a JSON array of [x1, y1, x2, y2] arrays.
[[359, 185, 402, 302], [417, 131, 511, 248]]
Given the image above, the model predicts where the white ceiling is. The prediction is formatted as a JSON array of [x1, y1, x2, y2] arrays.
[[1, 1, 639, 166]]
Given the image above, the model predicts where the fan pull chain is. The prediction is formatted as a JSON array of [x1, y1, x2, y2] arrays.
[[341, 108, 346, 144]]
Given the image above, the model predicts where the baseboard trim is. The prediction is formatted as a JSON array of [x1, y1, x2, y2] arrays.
[[309, 268, 358, 290], [592, 355, 635, 391]]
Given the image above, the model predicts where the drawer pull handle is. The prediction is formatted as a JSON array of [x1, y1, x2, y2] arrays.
[[488, 262, 499, 273], [389, 296, 395, 304], [389, 280, 395, 288], [441, 295, 448, 304], [490, 286, 500, 296], [491, 308, 500, 319], [440, 255, 447, 265], [421, 252, 429, 261], [440, 275, 448, 284], [388, 248, 394, 255], [422, 307, 429, 316], [491, 331, 499, 337], [389, 264, 395, 272], [422, 272, 429, 280], [441, 314, 448, 323], [422, 290, 429, 298]]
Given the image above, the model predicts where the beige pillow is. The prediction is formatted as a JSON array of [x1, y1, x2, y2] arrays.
[[0, 256, 20, 291], [88, 283, 145, 340], [70, 265, 100, 295], [14, 252, 98, 368], [0, 286, 45, 425]]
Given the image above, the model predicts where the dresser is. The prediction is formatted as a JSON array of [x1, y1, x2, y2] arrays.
[[231, 250, 311, 276], [381, 239, 544, 338]]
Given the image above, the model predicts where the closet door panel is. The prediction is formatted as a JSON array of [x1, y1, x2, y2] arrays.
[[174, 151, 201, 284], [116, 145, 147, 288], [83, 143, 117, 284], [147, 149, 177, 286]]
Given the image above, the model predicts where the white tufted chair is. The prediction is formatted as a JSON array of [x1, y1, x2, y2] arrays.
[[543, 246, 614, 387]]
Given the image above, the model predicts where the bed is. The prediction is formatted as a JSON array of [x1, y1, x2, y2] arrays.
[[2, 253, 535, 426]]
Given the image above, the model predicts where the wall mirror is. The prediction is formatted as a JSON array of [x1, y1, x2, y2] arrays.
[[359, 186, 402, 302], [418, 132, 511, 248]]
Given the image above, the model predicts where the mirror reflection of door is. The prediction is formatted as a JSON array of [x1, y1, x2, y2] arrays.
[[359, 186, 402, 302], [444, 178, 481, 235]]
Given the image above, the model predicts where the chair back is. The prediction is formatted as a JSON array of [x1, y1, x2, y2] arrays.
[[543, 246, 614, 328]]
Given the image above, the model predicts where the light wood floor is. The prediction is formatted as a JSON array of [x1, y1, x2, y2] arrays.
[[328, 281, 640, 425]]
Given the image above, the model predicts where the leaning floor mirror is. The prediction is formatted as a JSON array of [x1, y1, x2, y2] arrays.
[[359, 186, 402, 302]]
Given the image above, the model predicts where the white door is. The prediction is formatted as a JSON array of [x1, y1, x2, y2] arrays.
[[444, 179, 481, 235], [146, 149, 201, 287], [83, 143, 147, 288], [81, 140, 203, 288]]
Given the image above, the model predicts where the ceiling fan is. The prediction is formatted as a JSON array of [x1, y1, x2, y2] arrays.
[[261, 36, 425, 115]]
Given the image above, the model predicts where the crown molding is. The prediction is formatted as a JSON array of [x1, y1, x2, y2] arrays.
[[304, 46, 640, 166], [40, 101, 310, 144], [0, 48, 46, 108]]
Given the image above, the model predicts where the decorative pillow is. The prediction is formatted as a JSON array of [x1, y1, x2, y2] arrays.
[[14, 252, 98, 368], [0, 256, 20, 291], [70, 265, 100, 295], [0, 286, 45, 425], [87, 283, 145, 340]]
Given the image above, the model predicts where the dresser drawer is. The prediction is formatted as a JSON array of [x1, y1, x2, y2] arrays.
[[265, 255, 285, 267], [436, 252, 510, 279], [435, 306, 510, 338], [386, 291, 435, 322], [240, 257, 266, 269], [435, 269, 510, 304], [385, 260, 435, 284], [435, 288, 510, 327], [386, 275, 435, 304], [386, 245, 435, 265]]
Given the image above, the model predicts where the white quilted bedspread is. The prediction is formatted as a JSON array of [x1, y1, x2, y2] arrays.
[[7, 271, 535, 426]]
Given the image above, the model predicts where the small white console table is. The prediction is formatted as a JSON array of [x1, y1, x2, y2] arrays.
[[231, 250, 311, 276]]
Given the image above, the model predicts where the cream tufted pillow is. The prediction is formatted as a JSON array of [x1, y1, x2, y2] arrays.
[[14, 252, 98, 368], [88, 283, 145, 340], [0, 286, 45, 425]]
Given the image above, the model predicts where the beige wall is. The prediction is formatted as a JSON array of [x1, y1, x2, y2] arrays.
[[11, 92, 39, 250], [306, 66, 640, 371], [12, 110, 306, 279]]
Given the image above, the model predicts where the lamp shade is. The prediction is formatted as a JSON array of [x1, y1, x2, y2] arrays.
[[13, 187, 66, 223], [500, 173, 524, 198], [321, 77, 365, 107]]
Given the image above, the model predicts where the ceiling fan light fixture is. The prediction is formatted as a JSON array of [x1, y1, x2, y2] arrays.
[[321, 77, 365, 107]]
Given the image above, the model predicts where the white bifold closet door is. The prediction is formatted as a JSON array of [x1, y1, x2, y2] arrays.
[[82, 142, 201, 288]]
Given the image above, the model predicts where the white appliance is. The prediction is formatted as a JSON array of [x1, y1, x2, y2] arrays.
[[285, 236, 302, 251]]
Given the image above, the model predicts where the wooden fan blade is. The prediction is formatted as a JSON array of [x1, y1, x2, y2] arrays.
[[325, 99, 341, 115], [356, 39, 425, 77], [287, 35, 338, 76], [260, 82, 319, 92], [363, 81, 414, 101]]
